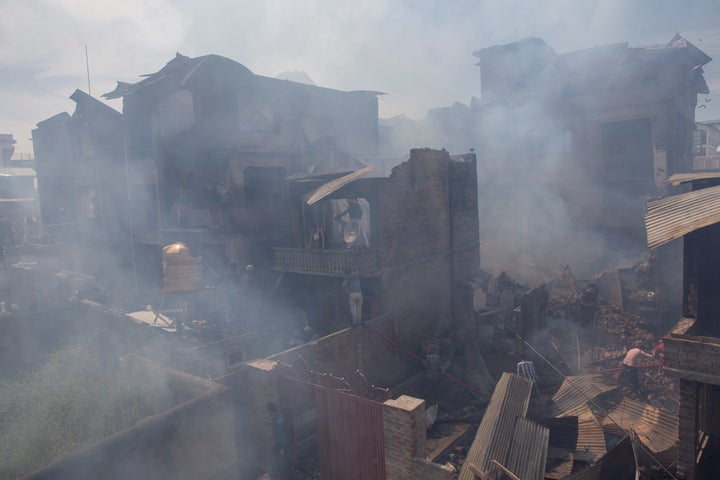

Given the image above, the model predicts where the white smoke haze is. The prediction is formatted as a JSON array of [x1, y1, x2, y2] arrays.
[[2, 0, 720, 154], [0, 1, 717, 475]]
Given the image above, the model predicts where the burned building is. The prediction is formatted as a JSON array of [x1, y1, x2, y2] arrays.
[[0, 133, 16, 166], [33, 89, 125, 238], [473, 34, 712, 280], [31, 53, 381, 305], [273, 148, 480, 342], [102, 53, 381, 289], [377, 34, 712, 284], [646, 172, 720, 479], [693, 119, 720, 168], [31, 90, 131, 299]]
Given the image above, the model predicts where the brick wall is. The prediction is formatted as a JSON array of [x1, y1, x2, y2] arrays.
[[449, 154, 480, 284], [269, 319, 419, 388], [381, 395, 452, 480], [677, 379, 699, 480], [664, 335, 720, 385], [23, 357, 238, 480], [233, 359, 281, 474], [378, 150, 452, 266], [659, 334, 720, 479], [383, 395, 427, 480], [376, 149, 480, 347]]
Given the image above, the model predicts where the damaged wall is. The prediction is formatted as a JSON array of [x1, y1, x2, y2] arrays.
[[376, 149, 480, 346]]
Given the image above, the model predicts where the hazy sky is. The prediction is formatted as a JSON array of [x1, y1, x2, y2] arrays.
[[2, 0, 719, 155]]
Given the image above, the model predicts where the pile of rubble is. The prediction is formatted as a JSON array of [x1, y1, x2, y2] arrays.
[[440, 261, 680, 479]]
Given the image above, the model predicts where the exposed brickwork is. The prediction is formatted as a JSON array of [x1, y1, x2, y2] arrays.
[[664, 336, 720, 385], [382, 395, 454, 480], [665, 333, 720, 480], [376, 149, 480, 347], [240, 359, 281, 473], [449, 155, 480, 284], [383, 395, 426, 480], [677, 378, 698, 480], [269, 319, 418, 388]]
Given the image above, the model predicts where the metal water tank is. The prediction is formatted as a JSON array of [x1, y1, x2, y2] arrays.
[[162, 242, 206, 293]]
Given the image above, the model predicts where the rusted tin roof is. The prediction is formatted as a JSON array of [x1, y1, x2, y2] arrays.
[[645, 184, 720, 248], [505, 417, 549, 480], [552, 374, 617, 416], [561, 404, 607, 463], [545, 451, 573, 479], [602, 398, 677, 453], [548, 404, 607, 472], [458, 373, 532, 480]]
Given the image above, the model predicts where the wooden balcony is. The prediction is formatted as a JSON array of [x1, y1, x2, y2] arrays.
[[274, 248, 380, 277]]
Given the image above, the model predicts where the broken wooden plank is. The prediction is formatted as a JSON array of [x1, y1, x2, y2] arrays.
[[490, 459, 521, 480]]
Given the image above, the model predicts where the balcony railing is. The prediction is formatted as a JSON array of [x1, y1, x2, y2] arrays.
[[274, 248, 380, 276]]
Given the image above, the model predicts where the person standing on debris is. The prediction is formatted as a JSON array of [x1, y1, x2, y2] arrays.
[[343, 270, 363, 326], [424, 344, 442, 382], [622, 347, 654, 392], [266, 402, 293, 480]]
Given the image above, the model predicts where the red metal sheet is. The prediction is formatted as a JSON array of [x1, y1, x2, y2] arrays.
[[279, 376, 385, 480], [315, 387, 386, 480]]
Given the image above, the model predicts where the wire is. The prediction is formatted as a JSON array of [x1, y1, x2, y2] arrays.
[[363, 322, 489, 398], [508, 325, 678, 480]]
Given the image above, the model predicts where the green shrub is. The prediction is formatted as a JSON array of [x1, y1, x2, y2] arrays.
[[0, 342, 170, 479]]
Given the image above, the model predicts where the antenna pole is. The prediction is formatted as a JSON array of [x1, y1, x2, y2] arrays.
[[85, 45, 92, 96]]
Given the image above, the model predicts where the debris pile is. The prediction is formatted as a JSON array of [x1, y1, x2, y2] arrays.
[[443, 261, 679, 479]]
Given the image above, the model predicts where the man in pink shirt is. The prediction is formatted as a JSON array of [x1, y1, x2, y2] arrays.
[[622, 347, 653, 391]]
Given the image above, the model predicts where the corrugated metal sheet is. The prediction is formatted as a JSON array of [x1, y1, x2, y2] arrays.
[[560, 404, 608, 463], [544, 418, 576, 479], [546, 405, 607, 468], [563, 461, 602, 480], [602, 398, 677, 454], [667, 171, 720, 186], [315, 387, 385, 480], [458, 373, 532, 480], [505, 417, 549, 480], [552, 374, 617, 416], [0, 167, 35, 177], [645, 184, 720, 248], [545, 451, 573, 479], [305, 165, 375, 205]]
